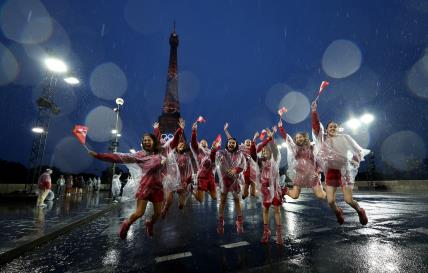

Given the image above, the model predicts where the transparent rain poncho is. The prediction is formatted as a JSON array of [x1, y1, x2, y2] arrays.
[[160, 137, 183, 193], [239, 144, 259, 184], [111, 174, 121, 197], [215, 148, 247, 194], [257, 142, 282, 204], [122, 176, 137, 201], [175, 152, 194, 192], [312, 123, 370, 186], [94, 149, 180, 201], [282, 132, 321, 188], [190, 129, 217, 190], [191, 144, 215, 178]]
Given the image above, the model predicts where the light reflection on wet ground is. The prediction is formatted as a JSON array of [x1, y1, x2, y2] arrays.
[[0, 192, 110, 255], [1, 191, 427, 272]]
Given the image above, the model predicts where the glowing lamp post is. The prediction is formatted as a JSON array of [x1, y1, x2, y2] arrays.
[[64, 77, 80, 85], [44, 57, 68, 74], [109, 98, 124, 198], [27, 56, 80, 192]]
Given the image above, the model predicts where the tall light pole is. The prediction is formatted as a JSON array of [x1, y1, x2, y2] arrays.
[[109, 98, 124, 197], [27, 56, 79, 193]]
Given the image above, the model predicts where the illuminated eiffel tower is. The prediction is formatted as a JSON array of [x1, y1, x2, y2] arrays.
[[158, 23, 182, 136]]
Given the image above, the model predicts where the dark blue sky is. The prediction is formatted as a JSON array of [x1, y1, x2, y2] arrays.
[[1, 0, 427, 175]]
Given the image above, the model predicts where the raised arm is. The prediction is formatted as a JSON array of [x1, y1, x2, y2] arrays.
[[210, 145, 219, 162], [250, 142, 257, 161], [89, 151, 138, 164], [256, 135, 273, 153], [169, 118, 185, 149], [266, 128, 279, 161], [278, 119, 288, 140], [224, 122, 233, 140], [278, 119, 296, 150], [153, 122, 161, 141], [311, 101, 321, 136], [210, 137, 222, 162], [191, 122, 199, 151]]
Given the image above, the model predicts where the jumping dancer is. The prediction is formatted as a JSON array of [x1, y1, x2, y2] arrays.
[[215, 130, 247, 235], [278, 118, 326, 200], [311, 101, 369, 225]]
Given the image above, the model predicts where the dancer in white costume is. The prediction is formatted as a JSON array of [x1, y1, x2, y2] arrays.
[[255, 129, 285, 245], [311, 101, 369, 225], [215, 132, 246, 235], [224, 123, 260, 199], [278, 118, 326, 200]]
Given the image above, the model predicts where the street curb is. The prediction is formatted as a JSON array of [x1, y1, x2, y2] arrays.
[[0, 203, 118, 265]]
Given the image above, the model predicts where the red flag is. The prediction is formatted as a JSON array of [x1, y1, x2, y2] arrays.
[[72, 125, 88, 144], [278, 107, 288, 116], [259, 129, 267, 140], [196, 116, 206, 123], [214, 134, 222, 148], [318, 81, 330, 95]]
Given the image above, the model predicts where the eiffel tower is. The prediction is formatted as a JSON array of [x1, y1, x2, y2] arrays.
[[158, 23, 181, 136]]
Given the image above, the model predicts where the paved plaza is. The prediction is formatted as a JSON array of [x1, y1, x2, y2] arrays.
[[1, 191, 427, 272]]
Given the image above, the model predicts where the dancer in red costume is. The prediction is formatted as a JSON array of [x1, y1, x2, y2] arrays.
[[160, 120, 195, 218], [215, 129, 247, 235], [88, 121, 183, 240], [224, 123, 259, 199], [278, 118, 326, 200], [311, 101, 369, 225], [256, 128, 285, 245], [191, 121, 218, 203]]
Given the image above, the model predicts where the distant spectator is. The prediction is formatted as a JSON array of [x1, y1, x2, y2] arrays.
[[56, 174, 65, 198], [112, 173, 122, 202], [65, 175, 73, 196], [36, 169, 53, 207], [77, 176, 84, 194]]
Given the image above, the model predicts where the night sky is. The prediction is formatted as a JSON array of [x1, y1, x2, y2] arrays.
[[1, 0, 427, 175]]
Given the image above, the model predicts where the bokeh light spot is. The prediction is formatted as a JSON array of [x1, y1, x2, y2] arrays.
[[407, 53, 428, 100], [279, 91, 310, 124], [322, 39, 362, 79], [0, 0, 53, 44], [90, 62, 127, 100], [381, 131, 426, 171], [0, 43, 19, 85], [85, 106, 123, 142]]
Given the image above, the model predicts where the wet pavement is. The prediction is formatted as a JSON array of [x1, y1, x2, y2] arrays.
[[1, 191, 428, 273], [0, 191, 114, 263]]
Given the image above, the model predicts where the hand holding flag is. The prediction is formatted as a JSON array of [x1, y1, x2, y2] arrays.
[[259, 129, 267, 140], [278, 107, 288, 116], [315, 81, 330, 102], [72, 125, 89, 152], [212, 134, 222, 148], [196, 116, 206, 123]]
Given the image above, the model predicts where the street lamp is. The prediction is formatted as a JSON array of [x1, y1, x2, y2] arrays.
[[32, 127, 45, 134], [27, 55, 79, 193], [360, 113, 374, 124], [109, 98, 124, 198], [345, 113, 375, 130], [345, 118, 362, 130], [44, 57, 68, 74], [64, 76, 80, 85]]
